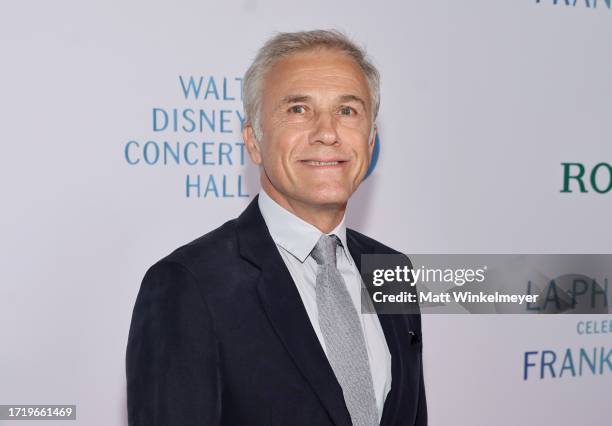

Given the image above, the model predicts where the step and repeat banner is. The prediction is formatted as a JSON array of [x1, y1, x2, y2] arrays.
[[1, 1, 610, 425]]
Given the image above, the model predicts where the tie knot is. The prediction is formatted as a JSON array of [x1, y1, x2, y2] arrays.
[[311, 234, 339, 266]]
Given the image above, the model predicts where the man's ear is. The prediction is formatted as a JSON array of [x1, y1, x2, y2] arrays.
[[368, 124, 377, 157], [243, 123, 263, 165]]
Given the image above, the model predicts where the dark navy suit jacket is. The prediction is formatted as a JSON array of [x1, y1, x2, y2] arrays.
[[126, 196, 427, 425]]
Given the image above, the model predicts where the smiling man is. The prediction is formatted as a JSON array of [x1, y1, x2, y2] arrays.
[[127, 30, 426, 426]]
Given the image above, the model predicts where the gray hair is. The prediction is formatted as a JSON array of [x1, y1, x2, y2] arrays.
[[243, 29, 381, 140]]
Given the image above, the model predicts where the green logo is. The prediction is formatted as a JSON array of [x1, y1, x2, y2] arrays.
[[561, 162, 612, 194]]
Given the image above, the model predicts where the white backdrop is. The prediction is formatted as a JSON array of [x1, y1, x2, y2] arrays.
[[1, 1, 610, 425]]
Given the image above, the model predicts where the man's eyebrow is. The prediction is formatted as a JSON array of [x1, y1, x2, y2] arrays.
[[275, 94, 367, 110], [338, 94, 367, 110], [281, 94, 311, 104]]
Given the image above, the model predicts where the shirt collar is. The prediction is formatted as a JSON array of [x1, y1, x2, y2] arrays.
[[258, 189, 351, 264]]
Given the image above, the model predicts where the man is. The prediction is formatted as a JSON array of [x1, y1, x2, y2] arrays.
[[126, 30, 426, 426]]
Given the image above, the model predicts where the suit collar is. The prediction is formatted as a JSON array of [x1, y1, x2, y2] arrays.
[[257, 189, 351, 264]]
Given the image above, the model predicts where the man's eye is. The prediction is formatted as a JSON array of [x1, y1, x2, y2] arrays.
[[339, 106, 355, 116], [289, 105, 306, 114]]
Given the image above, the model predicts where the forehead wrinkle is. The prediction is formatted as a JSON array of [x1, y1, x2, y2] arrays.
[[281, 73, 370, 112], [262, 50, 371, 115]]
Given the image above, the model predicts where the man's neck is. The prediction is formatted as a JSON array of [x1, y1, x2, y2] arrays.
[[261, 184, 346, 234]]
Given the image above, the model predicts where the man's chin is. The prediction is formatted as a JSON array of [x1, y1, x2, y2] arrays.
[[303, 191, 351, 209]]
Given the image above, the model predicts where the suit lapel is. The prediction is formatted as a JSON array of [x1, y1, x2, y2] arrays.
[[347, 229, 418, 426], [236, 198, 420, 426], [236, 197, 352, 426]]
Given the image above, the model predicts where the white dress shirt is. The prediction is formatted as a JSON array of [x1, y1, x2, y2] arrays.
[[258, 189, 392, 421]]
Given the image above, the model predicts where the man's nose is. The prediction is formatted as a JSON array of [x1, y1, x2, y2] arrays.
[[310, 111, 339, 145]]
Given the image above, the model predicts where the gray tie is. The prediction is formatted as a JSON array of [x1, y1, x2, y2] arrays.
[[311, 234, 379, 426]]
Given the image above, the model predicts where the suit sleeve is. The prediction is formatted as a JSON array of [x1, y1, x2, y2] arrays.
[[126, 260, 221, 426]]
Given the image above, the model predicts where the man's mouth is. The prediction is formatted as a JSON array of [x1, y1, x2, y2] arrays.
[[300, 159, 347, 167], [304, 160, 340, 166]]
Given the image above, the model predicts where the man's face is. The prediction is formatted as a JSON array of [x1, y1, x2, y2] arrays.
[[245, 48, 376, 211]]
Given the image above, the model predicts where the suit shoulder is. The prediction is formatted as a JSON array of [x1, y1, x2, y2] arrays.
[[154, 218, 239, 275]]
